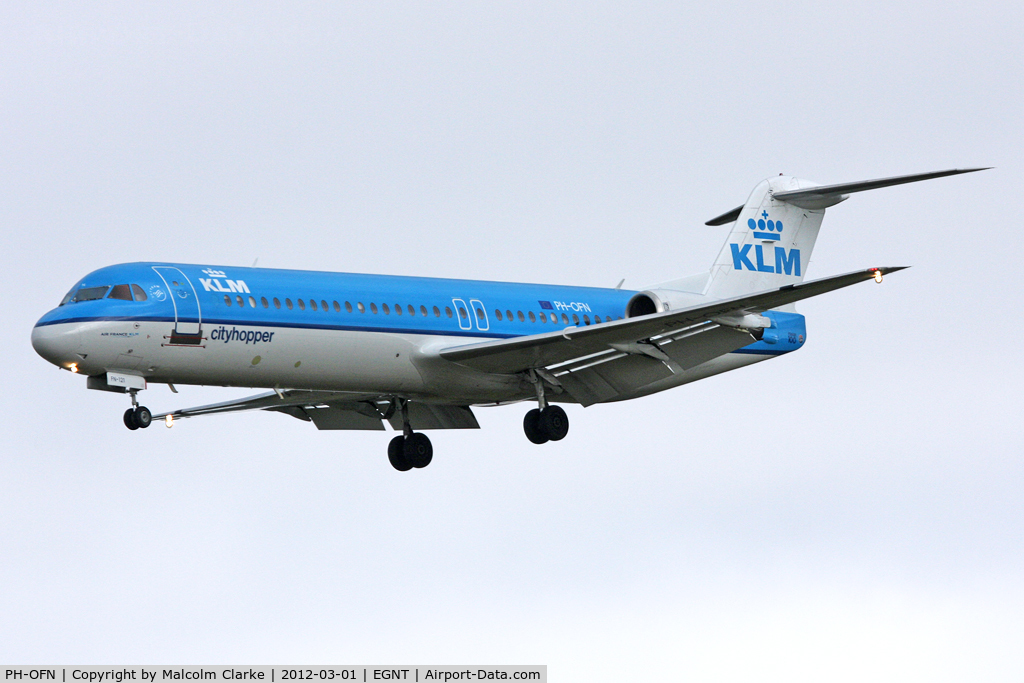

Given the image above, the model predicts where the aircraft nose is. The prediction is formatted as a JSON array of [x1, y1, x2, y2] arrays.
[[31, 322, 81, 368]]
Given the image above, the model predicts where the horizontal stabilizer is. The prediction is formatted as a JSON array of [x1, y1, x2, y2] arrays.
[[706, 168, 989, 223], [772, 168, 989, 209], [705, 205, 744, 226]]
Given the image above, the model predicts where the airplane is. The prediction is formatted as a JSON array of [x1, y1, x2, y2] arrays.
[[31, 168, 985, 471]]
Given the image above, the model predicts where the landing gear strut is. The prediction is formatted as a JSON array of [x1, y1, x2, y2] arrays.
[[523, 371, 569, 444], [387, 399, 433, 471], [123, 389, 152, 430]]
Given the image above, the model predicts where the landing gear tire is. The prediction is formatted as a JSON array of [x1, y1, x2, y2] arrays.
[[133, 406, 152, 429], [539, 405, 569, 441], [523, 409, 549, 444], [404, 432, 433, 468], [124, 409, 139, 431], [388, 435, 413, 471]]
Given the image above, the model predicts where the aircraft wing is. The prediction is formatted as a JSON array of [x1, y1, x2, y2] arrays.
[[439, 266, 905, 404], [153, 390, 480, 431]]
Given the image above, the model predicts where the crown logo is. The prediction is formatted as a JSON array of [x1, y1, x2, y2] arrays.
[[202, 268, 226, 278], [748, 211, 783, 241]]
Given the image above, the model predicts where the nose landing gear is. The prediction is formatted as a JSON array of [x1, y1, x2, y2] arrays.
[[123, 389, 152, 430], [387, 399, 433, 471]]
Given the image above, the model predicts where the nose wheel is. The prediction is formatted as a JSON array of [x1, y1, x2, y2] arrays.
[[123, 406, 152, 430], [122, 388, 152, 430]]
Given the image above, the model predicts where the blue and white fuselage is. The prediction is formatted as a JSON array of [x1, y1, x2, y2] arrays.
[[33, 261, 802, 405]]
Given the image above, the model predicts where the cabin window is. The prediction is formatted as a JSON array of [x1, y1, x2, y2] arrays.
[[321, 300, 329, 312], [517, 311, 525, 322], [224, 295, 232, 306], [261, 297, 269, 308], [345, 301, 353, 313], [594, 315, 601, 323], [420, 305, 428, 316], [407, 305, 415, 316], [236, 295, 244, 307], [572, 314, 580, 325], [249, 296, 257, 308], [298, 299, 306, 311], [475, 306, 485, 320], [370, 303, 378, 314], [445, 306, 453, 318], [394, 304, 402, 315], [310, 299, 318, 311], [562, 314, 569, 324], [286, 298, 293, 310], [333, 301, 341, 312], [505, 310, 513, 321], [274, 298, 281, 309], [382, 303, 390, 314], [357, 302, 365, 313], [131, 284, 148, 301], [458, 307, 468, 320], [433, 306, 441, 317], [583, 315, 591, 325], [495, 310, 503, 321], [528, 311, 536, 322]]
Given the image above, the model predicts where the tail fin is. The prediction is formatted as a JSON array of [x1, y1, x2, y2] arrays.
[[702, 168, 987, 299]]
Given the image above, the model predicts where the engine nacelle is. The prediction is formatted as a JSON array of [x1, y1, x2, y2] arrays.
[[624, 288, 713, 318]]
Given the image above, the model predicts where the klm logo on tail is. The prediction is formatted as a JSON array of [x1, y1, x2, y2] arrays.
[[749, 211, 783, 241], [731, 211, 801, 275]]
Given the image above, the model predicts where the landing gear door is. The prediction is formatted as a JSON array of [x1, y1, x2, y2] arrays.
[[152, 266, 202, 336]]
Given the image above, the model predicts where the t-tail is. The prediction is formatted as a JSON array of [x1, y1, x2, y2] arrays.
[[701, 168, 987, 299]]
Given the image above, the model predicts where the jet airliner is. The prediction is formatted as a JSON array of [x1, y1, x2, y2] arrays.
[[32, 169, 984, 470]]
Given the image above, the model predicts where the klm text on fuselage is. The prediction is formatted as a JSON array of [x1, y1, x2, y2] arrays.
[[730, 244, 801, 276]]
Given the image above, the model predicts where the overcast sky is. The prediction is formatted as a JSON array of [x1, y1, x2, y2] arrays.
[[1, 2, 1021, 680]]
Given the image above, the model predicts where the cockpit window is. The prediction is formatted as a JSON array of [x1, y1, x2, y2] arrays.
[[108, 284, 132, 300], [69, 286, 110, 303], [59, 283, 150, 306]]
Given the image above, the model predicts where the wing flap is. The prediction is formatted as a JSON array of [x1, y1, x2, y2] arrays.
[[440, 267, 906, 374], [386, 403, 480, 430], [154, 389, 480, 431]]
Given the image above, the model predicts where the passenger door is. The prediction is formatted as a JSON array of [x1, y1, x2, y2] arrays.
[[152, 266, 203, 339]]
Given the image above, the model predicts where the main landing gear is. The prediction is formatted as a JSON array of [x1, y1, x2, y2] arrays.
[[387, 399, 433, 471], [523, 405, 569, 444], [123, 389, 152, 430], [522, 371, 569, 445]]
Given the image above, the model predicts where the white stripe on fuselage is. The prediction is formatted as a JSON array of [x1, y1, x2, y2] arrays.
[[42, 317, 777, 405]]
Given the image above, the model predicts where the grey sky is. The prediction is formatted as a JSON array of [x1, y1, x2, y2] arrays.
[[2, 2, 1021, 680]]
